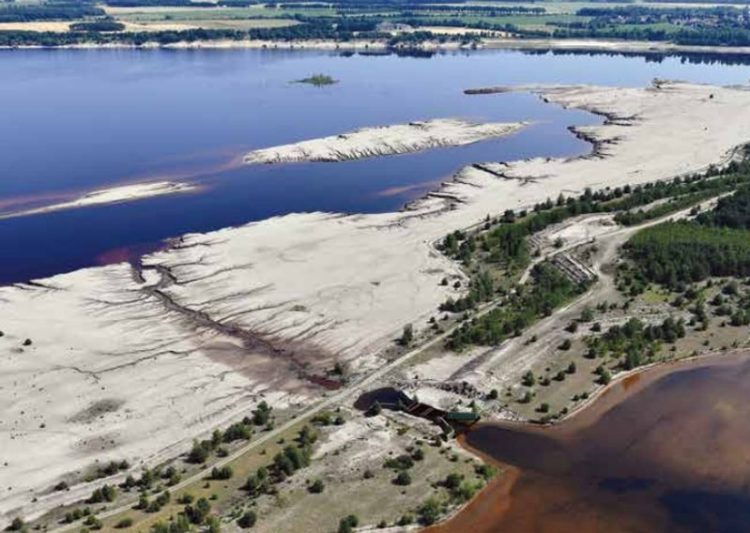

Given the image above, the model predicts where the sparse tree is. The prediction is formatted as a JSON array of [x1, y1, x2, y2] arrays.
[[308, 479, 325, 493], [237, 511, 257, 529], [337, 515, 359, 533], [394, 471, 412, 486], [399, 324, 414, 347]]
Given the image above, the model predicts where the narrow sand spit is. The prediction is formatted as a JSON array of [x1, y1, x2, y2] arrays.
[[3, 82, 750, 524], [0, 181, 197, 220], [243, 119, 527, 164]]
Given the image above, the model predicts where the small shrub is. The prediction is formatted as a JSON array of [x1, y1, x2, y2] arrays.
[[237, 511, 257, 529], [475, 463, 496, 480], [209, 466, 233, 480], [308, 479, 325, 494], [398, 514, 414, 526], [418, 498, 442, 525], [393, 471, 412, 486], [114, 518, 133, 529], [8, 518, 24, 531], [337, 515, 358, 533], [398, 324, 414, 347]]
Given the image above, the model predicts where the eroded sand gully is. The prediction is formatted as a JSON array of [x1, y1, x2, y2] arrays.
[[3, 81, 750, 522]]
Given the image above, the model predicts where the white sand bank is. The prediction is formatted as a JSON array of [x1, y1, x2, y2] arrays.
[[0, 264, 316, 522], [4, 82, 750, 524], [148, 82, 750, 374], [0, 181, 197, 220], [243, 119, 527, 164]]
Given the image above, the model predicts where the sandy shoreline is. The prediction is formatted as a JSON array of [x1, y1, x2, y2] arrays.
[[4, 81, 750, 524], [244, 119, 527, 165], [431, 349, 750, 532], [466, 348, 750, 440], [0, 181, 197, 220], [5, 36, 750, 56]]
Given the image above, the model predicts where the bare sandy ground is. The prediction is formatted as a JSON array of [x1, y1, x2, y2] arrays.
[[244, 119, 527, 164], [3, 81, 750, 525], [0, 22, 72, 32], [0, 181, 197, 220], [0, 264, 318, 524]]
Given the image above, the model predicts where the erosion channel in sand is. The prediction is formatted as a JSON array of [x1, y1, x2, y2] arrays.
[[3, 81, 750, 525]]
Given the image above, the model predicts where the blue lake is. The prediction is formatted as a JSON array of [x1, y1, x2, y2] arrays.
[[1, 48, 750, 283]]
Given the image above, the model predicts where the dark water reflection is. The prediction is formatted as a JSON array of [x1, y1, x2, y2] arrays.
[[441, 354, 750, 533]]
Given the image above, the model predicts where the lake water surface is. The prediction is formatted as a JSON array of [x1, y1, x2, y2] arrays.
[[431, 353, 750, 533], [2, 49, 750, 283]]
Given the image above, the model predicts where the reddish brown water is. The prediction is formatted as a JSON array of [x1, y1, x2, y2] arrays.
[[431, 354, 750, 533]]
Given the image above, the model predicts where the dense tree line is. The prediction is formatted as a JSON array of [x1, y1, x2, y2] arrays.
[[613, 172, 750, 225], [440, 166, 748, 278], [622, 183, 750, 289], [0, 19, 383, 46], [70, 20, 125, 32], [103, 0, 213, 6], [577, 5, 745, 18], [552, 25, 750, 47], [623, 222, 750, 289], [548, 4, 750, 47], [530, 48, 750, 67], [696, 185, 750, 229], [330, 4, 545, 14], [0, 2, 104, 23]]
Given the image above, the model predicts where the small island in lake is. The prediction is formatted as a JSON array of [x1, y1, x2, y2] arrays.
[[295, 73, 338, 86]]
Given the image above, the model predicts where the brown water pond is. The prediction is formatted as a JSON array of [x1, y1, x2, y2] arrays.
[[430, 353, 750, 533]]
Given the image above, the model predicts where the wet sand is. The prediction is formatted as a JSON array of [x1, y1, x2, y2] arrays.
[[431, 352, 750, 533]]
